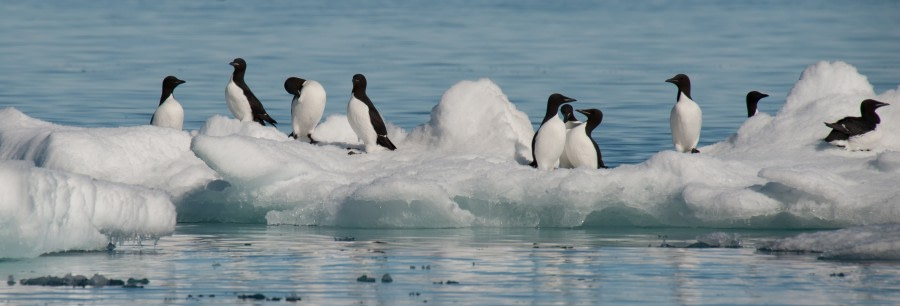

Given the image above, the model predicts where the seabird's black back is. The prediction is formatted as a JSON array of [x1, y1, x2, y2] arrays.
[[824, 99, 889, 142]]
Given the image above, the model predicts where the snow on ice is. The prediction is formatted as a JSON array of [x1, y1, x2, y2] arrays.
[[1, 61, 899, 258]]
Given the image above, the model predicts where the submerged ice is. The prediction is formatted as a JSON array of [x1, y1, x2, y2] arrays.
[[1, 61, 899, 257]]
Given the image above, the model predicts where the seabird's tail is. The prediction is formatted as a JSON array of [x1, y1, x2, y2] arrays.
[[377, 135, 397, 151], [529, 160, 537, 168], [824, 122, 850, 142], [254, 113, 277, 126]]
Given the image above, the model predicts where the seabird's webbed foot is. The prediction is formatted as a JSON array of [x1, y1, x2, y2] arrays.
[[308, 134, 318, 144], [690, 148, 700, 154], [288, 132, 298, 139]]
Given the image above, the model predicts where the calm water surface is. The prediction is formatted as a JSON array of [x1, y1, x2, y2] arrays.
[[2, 224, 899, 305]]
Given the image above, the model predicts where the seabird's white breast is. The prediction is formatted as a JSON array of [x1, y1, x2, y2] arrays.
[[533, 116, 566, 170], [151, 96, 184, 130], [670, 92, 702, 153], [225, 79, 252, 122]]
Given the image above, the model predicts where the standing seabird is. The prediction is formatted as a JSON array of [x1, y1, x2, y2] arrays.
[[529, 93, 576, 170], [284, 77, 326, 143], [151, 76, 186, 130], [225, 58, 277, 126], [564, 108, 608, 169], [666, 74, 702, 153], [347, 74, 397, 152]]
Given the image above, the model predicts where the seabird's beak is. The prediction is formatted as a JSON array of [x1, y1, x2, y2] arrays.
[[576, 109, 590, 116], [877, 101, 890, 108], [665, 77, 677, 84], [760, 93, 769, 98], [562, 96, 577, 103], [176, 80, 186, 85], [229, 61, 237, 66]]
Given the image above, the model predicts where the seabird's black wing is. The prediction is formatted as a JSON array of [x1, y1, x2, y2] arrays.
[[590, 139, 608, 169], [529, 132, 538, 168], [824, 116, 872, 141], [239, 84, 277, 126], [360, 96, 396, 150]]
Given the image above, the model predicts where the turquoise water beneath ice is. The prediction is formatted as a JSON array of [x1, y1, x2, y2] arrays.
[[1, 0, 899, 304]]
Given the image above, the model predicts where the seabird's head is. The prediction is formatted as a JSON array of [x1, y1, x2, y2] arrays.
[[229, 58, 247, 70], [745, 91, 768, 117], [665, 74, 692, 100], [861, 99, 889, 112], [352, 73, 367, 92], [548, 93, 576, 108], [284, 77, 306, 97], [576, 108, 604, 125], [561, 104, 578, 122], [162, 76, 185, 91]]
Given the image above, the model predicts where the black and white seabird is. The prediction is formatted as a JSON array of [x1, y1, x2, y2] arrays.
[[564, 108, 608, 169], [824, 99, 889, 143], [284, 77, 326, 143], [558, 104, 581, 169], [666, 74, 702, 153], [225, 58, 277, 126], [150, 76, 186, 130], [347, 74, 397, 152], [529, 93, 576, 170], [746, 91, 769, 117]]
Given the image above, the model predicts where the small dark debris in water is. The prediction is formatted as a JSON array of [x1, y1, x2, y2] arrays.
[[658, 243, 677, 248], [7, 275, 14, 286], [372, 250, 385, 254], [270, 297, 282, 301], [472, 262, 476, 266], [433, 281, 443, 285], [357, 274, 377, 283], [285, 294, 301, 302], [373, 241, 387, 244], [409, 292, 421, 296], [243, 243, 252, 246], [127, 278, 150, 285], [533, 243, 539, 248], [422, 265, 430, 270], [212, 263, 221, 268], [237, 293, 266, 300], [756, 247, 825, 254], [210, 294, 215, 298], [107, 243, 116, 251], [830, 272, 847, 277], [381, 273, 393, 283], [334, 236, 356, 242], [198, 295, 204, 298], [410, 265, 416, 270], [18, 274, 144, 288], [446, 280, 459, 285]]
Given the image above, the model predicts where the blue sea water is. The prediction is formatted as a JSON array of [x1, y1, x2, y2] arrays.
[[2, 0, 900, 304]]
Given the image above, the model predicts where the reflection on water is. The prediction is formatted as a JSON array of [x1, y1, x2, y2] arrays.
[[1, 224, 898, 304]]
